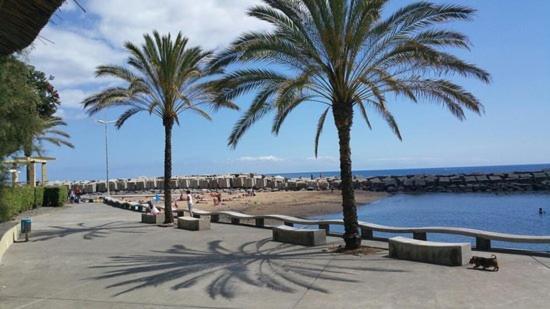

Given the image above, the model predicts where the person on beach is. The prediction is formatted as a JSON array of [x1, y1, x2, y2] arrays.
[[148, 201, 160, 216], [74, 186, 81, 203], [69, 189, 76, 203], [186, 190, 194, 217], [216, 192, 222, 206]]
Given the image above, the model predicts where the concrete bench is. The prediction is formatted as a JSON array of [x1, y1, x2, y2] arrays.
[[389, 237, 471, 266], [177, 217, 210, 231], [272, 225, 326, 246], [141, 213, 164, 224]]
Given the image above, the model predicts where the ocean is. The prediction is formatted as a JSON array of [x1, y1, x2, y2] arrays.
[[313, 193, 550, 252], [279, 163, 550, 252], [274, 163, 550, 179]]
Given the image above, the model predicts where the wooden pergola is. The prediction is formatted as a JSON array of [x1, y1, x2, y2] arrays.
[[3, 157, 55, 187]]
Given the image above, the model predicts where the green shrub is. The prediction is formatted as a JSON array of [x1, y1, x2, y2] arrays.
[[43, 186, 68, 207], [0, 185, 67, 222], [33, 186, 44, 208], [0, 186, 43, 222]]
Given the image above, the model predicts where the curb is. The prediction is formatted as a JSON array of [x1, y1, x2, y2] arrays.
[[0, 223, 20, 263]]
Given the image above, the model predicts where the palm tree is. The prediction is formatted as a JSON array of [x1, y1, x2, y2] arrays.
[[83, 31, 238, 224], [23, 116, 74, 185], [209, 0, 490, 249]]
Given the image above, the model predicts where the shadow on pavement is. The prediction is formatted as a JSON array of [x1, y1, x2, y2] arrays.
[[31, 222, 149, 241], [92, 238, 407, 299]]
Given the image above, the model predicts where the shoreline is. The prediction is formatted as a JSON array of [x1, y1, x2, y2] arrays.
[[115, 190, 389, 218]]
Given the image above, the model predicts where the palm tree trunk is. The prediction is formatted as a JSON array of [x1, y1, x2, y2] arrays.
[[24, 145, 32, 186], [163, 120, 174, 224], [334, 105, 361, 250]]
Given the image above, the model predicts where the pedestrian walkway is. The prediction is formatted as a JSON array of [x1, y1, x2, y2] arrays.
[[0, 203, 549, 308]]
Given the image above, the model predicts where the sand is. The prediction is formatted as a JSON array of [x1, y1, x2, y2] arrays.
[[174, 190, 388, 218]]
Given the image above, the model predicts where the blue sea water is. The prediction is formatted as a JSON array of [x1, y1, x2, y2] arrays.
[[313, 193, 550, 252], [275, 163, 550, 179]]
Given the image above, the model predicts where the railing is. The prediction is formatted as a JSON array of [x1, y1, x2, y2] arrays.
[[103, 197, 550, 251]]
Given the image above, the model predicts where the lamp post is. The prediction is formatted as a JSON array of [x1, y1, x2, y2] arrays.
[[96, 120, 116, 196]]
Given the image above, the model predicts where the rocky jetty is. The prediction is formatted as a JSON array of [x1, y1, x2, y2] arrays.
[[359, 170, 550, 193], [66, 170, 550, 194]]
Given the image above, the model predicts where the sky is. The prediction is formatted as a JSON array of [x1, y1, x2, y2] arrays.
[[25, 0, 550, 181]]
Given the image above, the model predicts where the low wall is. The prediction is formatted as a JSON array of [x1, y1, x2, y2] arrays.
[[0, 223, 19, 263]]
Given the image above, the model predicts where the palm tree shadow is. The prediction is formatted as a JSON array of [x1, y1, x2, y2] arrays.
[[91, 238, 407, 299], [31, 221, 148, 241]]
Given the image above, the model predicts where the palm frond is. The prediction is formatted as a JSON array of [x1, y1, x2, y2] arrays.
[[314, 107, 330, 158], [211, 0, 487, 150]]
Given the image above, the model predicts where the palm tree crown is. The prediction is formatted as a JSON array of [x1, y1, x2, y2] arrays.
[[210, 0, 489, 248], [84, 31, 236, 129], [24, 116, 74, 157], [34, 116, 74, 152], [211, 0, 489, 148], [83, 31, 237, 223]]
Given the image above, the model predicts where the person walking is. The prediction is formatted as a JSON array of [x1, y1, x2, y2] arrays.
[[186, 190, 194, 217]]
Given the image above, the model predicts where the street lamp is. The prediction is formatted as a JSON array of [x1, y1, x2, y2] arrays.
[[96, 120, 116, 196]]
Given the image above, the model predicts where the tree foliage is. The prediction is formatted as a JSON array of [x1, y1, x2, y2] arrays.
[[209, 0, 489, 248], [0, 55, 42, 159], [0, 55, 71, 186], [27, 66, 60, 118]]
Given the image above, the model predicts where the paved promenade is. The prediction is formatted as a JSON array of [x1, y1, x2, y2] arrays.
[[0, 204, 549, 308]]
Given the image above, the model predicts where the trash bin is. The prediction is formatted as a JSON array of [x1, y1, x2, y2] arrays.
[[21, 218, 31, 241], [21, 218, 32, 233]]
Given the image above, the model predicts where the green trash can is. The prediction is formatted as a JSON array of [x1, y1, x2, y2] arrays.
[[21, 218, 32, 241]]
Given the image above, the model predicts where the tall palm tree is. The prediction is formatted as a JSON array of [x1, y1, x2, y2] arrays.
[[83, 31, 237, 223], [209, 0, 490, 249]]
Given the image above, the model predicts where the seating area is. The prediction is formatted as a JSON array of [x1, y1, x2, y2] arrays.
[[389, 236, 472, 266], [103, 197, 550, 253], [177, 217, 210, 231], [141, 213, 164, 224], [272, 225, 326, 246]]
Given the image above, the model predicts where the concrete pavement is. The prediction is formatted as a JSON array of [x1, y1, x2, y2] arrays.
[[0, 203, 549, 308]]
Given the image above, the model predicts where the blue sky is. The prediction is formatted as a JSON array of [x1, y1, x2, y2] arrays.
[[27, 0, 550, 181]]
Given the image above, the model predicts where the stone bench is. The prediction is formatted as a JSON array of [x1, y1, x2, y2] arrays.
[[177, 217, 210, 231], [141, 213, 164, 224], [389, 236, 471, 266], [272, 225, 326, 246]]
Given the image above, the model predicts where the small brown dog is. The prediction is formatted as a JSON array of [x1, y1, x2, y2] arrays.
[[469, 255, 499, 271]]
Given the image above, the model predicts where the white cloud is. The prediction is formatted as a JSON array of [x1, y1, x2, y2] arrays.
[[306, 156, 338, 162], [238, 155, 284, 162], [28, 0, 272, 123], [86, 0, 269, 50], [30, 27, 124, 89], [54, 107, 87, 121], [58, 88, 91, 109]]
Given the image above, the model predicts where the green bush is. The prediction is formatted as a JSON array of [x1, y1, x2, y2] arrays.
[[0, 186, 43, 222], [33, 186, 44, 208], [43, 186, 68, 207], [0, 185, 67, 222]]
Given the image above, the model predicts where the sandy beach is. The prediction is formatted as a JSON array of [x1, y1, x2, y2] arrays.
[[119, 190, 388, 218]]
